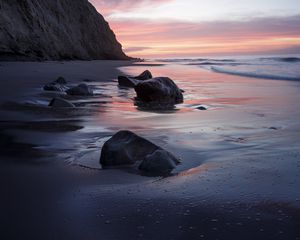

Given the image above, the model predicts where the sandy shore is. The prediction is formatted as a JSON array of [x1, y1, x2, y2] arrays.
[[1, 60, 300, 239]]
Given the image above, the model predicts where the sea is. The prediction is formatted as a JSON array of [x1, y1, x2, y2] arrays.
[[151, 54, 300, 81]]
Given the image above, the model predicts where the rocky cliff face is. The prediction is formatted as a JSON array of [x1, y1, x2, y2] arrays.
[[0, 0, 129, 60]]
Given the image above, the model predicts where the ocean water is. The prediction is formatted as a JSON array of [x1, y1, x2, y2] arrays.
[[153, 55, 300, 81]]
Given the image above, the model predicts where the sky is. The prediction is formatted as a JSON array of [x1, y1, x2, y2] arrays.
[[90, 0, 300, 58]]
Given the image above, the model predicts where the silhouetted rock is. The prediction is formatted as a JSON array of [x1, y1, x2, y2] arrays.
[[66, 84, 93, 96], [118, 70, 153, 88], [100, 130, 180, 175], [49, 97, 75, 108], [134, 77, 184, 104], [0, 0, 129, 61]]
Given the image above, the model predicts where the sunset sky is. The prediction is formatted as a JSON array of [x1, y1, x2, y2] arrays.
[[90, 0, 300, 58]]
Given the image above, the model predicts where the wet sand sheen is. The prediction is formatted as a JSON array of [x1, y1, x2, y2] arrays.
[[1, 60, 300, 239]]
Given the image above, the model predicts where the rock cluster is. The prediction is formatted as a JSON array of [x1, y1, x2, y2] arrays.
[[44, 77, 94, 96], [119, 70, 184, 105], [100, 130, 180, 176]]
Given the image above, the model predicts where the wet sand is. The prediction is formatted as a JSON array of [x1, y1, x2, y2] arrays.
[[1, 60, 300, 239]]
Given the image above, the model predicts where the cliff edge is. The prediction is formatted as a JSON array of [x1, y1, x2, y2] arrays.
[[0, 0, 130, 60]]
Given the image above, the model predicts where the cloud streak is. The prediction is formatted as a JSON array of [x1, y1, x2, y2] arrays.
[[109, 16, 300, 57], [88, 1, 300, 57]]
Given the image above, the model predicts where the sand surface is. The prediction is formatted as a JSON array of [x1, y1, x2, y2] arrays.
[[1, 60, 300, 239]]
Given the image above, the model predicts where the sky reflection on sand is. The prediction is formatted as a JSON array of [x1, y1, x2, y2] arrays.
[[67, 61, 298, 185], [1, 60, 300, 209]]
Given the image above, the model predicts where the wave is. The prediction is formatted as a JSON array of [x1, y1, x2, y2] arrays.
[[211, 66, 300, 81], [187, 61, 242, 66], [260, 57, 300, 63], [155, 58, 236, 63]]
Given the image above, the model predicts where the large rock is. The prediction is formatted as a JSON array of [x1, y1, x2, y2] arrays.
[[66, 83, 93, 96], [49, 97, 75, 108], [134, 77, 184, 104], [100, 130, 180, 175], [43, 77, 69, 92], [118, 70, 153, 88], [0, 0, 129, 61]]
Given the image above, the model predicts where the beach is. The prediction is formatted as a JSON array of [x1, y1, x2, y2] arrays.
[[1, 59, 300, 239]]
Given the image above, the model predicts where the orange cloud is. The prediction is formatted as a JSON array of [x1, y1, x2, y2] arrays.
[[109, 16, 300, 58]]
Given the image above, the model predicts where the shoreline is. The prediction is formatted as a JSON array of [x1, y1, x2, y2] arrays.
[[1, 60, 300, 239]]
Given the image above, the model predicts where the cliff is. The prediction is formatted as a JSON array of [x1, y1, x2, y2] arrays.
[[0, 0, 129, 60]]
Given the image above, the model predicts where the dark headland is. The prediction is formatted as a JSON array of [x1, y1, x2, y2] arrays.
[[0, 0, 130, 61]]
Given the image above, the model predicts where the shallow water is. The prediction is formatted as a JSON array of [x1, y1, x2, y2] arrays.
[[1, 59, 300, 205], [2, 60, 300, 240], [37, 61, 294, 185]]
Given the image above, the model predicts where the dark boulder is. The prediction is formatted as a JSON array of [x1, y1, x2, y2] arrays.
[[134, 77, 183, 104], [66, 83, 93, 96], [100, 130, 180, 175]]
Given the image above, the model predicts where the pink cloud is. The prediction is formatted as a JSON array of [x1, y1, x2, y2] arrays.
[[89, 0, 173, 16], [109, 16, 300, 57]]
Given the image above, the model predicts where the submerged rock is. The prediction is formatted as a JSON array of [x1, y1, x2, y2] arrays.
[[66, 83, 93, 96], [43, 77, 69, 92], [134, 77, 184, 104], [100, 130, 180, 175], [118, 70, 153, 88], [49, 97, 75, 108]]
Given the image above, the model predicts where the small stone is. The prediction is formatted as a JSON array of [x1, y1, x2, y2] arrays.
[[197, 106, 207, 110]]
